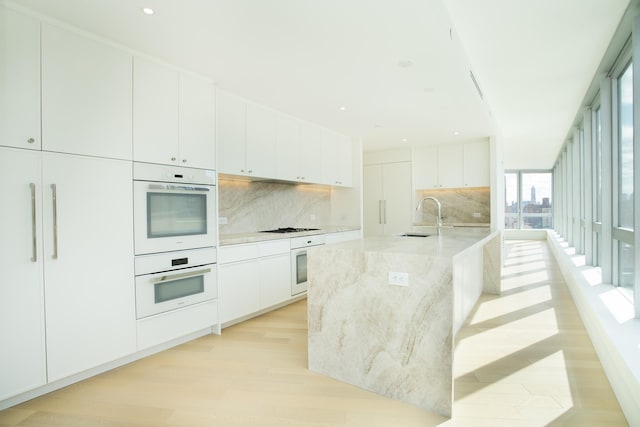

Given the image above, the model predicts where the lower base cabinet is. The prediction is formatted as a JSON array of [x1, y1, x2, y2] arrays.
[[218, 240, 291, 325]]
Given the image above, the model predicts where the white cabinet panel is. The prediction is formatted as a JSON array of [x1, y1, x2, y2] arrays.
[[216, 90, 246, 175], [41, 24, 132, 160], [0, 148, 46, 400], [321, 130, 352, 187], [412, 146, 439, 190], [246, 102, 277, 178], [364, 162, 412, 237], [0, 7, 41, 150], [133, 57, 180, 166], [275, 114, 301, 181], [299, 122, 323, 183], [259, 253, 292, 309], [325, 230, 362, 244], [179, 73, 216, 170], [218, 260, 260, 324], [42, 153, 136, 381], [437, 144, 463, 188], [463, 140, 490, 187]]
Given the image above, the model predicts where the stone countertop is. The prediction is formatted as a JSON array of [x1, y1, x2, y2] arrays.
[[219, 226, 361, 246], [315, 227, 498, 260]]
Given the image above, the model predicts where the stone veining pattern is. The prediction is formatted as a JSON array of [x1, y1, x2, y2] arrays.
[[415, 187, 490, 225], [218, 179, 330, 235]]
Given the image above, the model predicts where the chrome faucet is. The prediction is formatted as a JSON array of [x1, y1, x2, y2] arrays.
[[416, 196, 442, 234]]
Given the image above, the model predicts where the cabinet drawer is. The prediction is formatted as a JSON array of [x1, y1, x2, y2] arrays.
[[137, 299, 217, 350], [219, 239, 290, 264]]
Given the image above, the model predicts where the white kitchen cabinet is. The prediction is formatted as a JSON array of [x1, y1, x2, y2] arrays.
[[41, 23, 132, 160], [133, 57, 180, 166], [437, 144, 464, 188], [217, 91, 276, 178], [364, 162, 412, 237], [321, 130, 352, 187], [299, 122, 323, 183], [463, 140, 490, 187], [0, 6, 41, 150], [179, 73, 216, 170], [0, 147, 47, 400], [246, 102, 277, 177], [133, 58, 216, 169], [275, 114, 322, 183], [218, 240, 291, 324], [42, 152, 136, 382], [258, 253, 292, 309], [412, 146, 439, 190]]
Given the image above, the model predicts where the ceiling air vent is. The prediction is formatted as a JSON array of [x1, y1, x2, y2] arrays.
[[469, 71, 483, 100]]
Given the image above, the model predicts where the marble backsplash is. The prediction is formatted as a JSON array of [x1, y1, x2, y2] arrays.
[[218, 179, 331, 235], [415, 187, 490, 225]]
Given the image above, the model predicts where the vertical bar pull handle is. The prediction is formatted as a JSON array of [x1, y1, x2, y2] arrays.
[[30, 183, 37, 262], [51, 184, 58, 259], [378, 200, 382, 224]]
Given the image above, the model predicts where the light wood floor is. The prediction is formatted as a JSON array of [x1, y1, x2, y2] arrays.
[[0, 241, 628, 426]]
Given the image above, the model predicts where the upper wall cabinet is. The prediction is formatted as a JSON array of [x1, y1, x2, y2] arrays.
[[413, 141, 489, 190], [0, 7, 41, 150], [462, 140, 490, 187], [133, 58, 215, 170], [41, 24, 132, 160], [275, 114, 322, 184], [216, 90, 276, 178], [322, 130, 353, 187]]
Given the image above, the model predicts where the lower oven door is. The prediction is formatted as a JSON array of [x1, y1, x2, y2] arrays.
[[135, 264, 217, 319], [291, 247, 319, 296]]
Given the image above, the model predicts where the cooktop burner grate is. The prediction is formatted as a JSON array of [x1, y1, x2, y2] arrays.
[[260, 227, 320, 233]]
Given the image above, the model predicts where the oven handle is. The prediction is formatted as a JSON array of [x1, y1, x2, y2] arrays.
[[148, 184, 211, 192], [152, 268, 212, 284]]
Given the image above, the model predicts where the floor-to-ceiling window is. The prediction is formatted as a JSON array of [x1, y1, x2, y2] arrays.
[[593, 105, 602, 266], [504, 171, 553, 229]]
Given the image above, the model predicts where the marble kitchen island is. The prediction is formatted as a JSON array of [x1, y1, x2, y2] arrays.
[[307, 228, 501, 417]]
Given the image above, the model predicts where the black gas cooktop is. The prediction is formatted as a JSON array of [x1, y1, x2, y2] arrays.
[[260, 227, 320, 234]]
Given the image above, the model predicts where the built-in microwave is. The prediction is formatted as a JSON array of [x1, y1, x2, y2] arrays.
[[133, 163, 216, 255]]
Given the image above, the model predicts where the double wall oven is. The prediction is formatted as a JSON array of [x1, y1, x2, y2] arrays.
[[133, 163, 217, 319]]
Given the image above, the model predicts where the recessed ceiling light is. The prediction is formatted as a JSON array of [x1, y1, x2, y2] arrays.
[[402, 138, 408, 142], [454, 131, 460, 136], [142, 7, 155, 15], [339, 106, 346, 111]]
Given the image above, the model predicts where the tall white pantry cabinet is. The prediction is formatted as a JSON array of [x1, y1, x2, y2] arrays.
[[0, 6, 136, 400]]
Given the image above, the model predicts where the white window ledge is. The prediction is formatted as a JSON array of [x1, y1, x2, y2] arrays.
[[546, 230, 640, 425]]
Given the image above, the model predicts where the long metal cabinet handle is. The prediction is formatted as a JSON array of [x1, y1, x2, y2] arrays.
[[152, 268, 211, 284], [30, 183, 37, 262], [378, 200, 382, 224], [383, 200, 387, 224], [51, 184, 58, 259]]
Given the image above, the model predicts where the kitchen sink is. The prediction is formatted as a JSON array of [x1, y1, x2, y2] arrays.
[[398, 232, 433, 237]]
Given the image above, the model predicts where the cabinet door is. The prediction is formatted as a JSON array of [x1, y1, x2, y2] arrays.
[[335, 134, 353, 187], [246, 102, 277, 178], [275, 113, 301, 182], [321, 130, 351, 186], [363, 164, 384, 237], [382, 162, 413, 235], [437, 144, 464, 188], [299, 122, 322, 183], [41, 24, 132, 160], [216, 90, 246, 174], [259, 253, 291, 309], [0, 7, 41, 150], [133, 57, 180, 166], [218, 260, 260, 324], [0, 148, 46, 400], [179, 73, 216, 170], [463, 140, 490, 187], [412, 146, 439, 189], [42, 153, 136, 381]]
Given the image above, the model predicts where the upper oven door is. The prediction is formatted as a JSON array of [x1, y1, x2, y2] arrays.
[[134, 181, 217, 255]]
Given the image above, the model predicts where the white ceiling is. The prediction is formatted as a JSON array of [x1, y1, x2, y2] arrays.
[[9, 0, 630, 168]]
